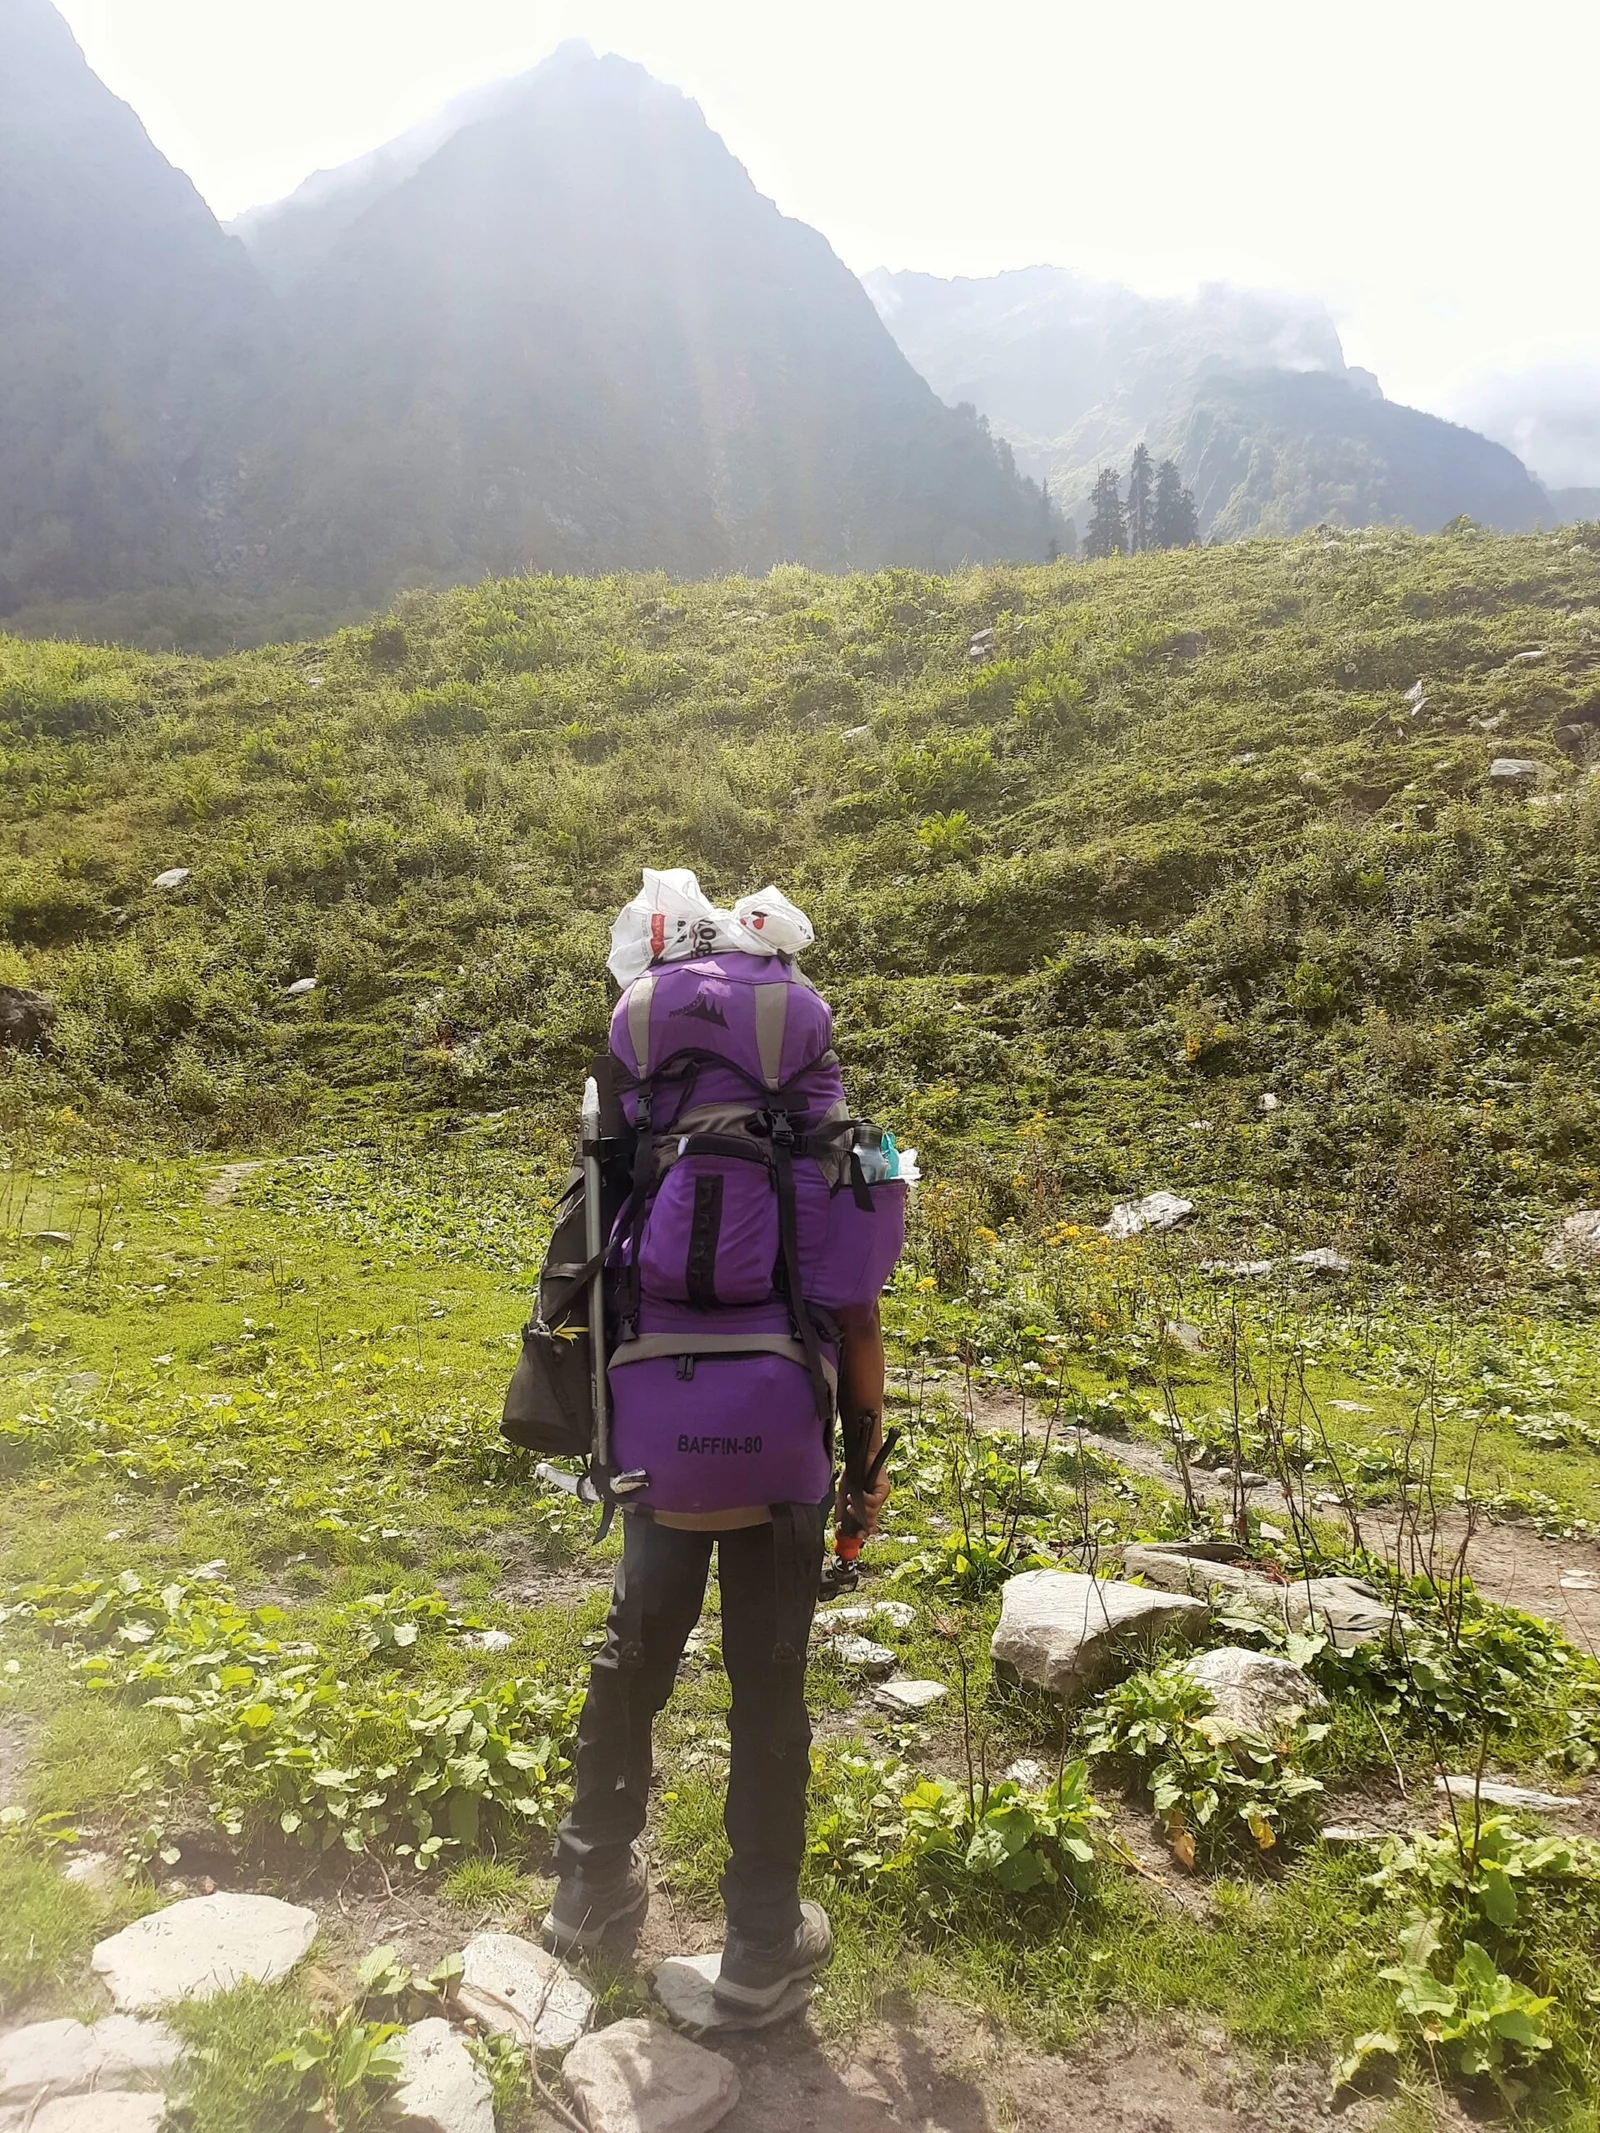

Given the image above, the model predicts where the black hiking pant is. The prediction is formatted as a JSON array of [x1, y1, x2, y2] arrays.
[[551, 1509, 825, 1944]]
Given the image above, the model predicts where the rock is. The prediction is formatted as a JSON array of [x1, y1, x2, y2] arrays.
[[283, 977, 317, 998], [1229, 750, 1260, 767], [1404, 679, 1428, 706], [991, 1571, 1206, 1699], [563, 2019, 739, 2133], [1103, 1191, 1194, 1241], [1123, 1550, 1390, 1650], [652, 1954, 811, 2033], [815, 1601, 914, 1636], [1435, 1775, 1574, 1815], [872, 1678, 948, 1714], [1163, 1319, 1205, 1357], [1489, 756, 1542, 786], [1320, 1824, 1386, 1849], [1290, 1248, 1352, 1274], [1179, 1646, 1324, 1736], [1128, 1538, 1249, 1563], [1285, 1576, 1393, 1650], [825, 1636, 897, 1677], [1560, 1568, 1600, 1592], [1258, 1091, 1280, 1112], [1327, 1399, 1375, 1414], [91, 1892, 317, 2010], [0, 2015, 181, 2104], [459, 1630, 514, 1652], [151, 868, 190, 891], [1508, 648, 1547, 665], [457, 1932, 593, 2051], [27, 1232, 73, 1250], [0, 986, 56, 1050], [60, 1849, 117, 1893], [388, 2018, 494, 2133], [1543, 1209, 1600, 1272], [1002, 1757, 1049, 1789], [1201, 1258, 1276, 1278], [3, 2098, 167, 2131]]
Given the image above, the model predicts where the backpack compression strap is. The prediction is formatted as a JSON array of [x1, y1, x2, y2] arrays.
[[768, 1110, 836, 1430]]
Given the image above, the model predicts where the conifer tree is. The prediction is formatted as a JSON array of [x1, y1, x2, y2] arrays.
[[1083, 467, 1127, 560], [1152, 458, 1200, 548], [1126, 443, 1154, 553]]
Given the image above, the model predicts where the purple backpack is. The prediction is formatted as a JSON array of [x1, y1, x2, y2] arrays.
[[604, 951, 905, 1515]]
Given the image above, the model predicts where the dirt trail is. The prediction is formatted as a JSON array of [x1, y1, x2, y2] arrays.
[[203, 1160, 266, 1207], [971, 1392, 1600, 1653]]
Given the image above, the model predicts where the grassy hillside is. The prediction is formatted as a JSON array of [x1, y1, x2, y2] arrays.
[[5, 529, 1600, 2128], [4, 523, 1600, 1268]]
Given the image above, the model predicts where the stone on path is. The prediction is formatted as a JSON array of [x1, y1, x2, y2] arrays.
[[91, 1892, 317, 2011], [991, 1571, 1206, 1698], [457, 1932, 593, 2051], [1103, 1191, 1194, 1241], [825, 1635, 897, 1677], [1436, 1775, 1575, 1815], [652, 1954, 812, 2034], [564, 2018, 739, 2133], [1543, 1209, 1600, 1272], [872, 1678, 948, 1714], [0, 2016, 181, 2105], [0, 2097, 167, 2131], [388, 2019, 494, 2133], [1179, 1647, 1324, 1736], [1561, 1568, 1600, 1593]]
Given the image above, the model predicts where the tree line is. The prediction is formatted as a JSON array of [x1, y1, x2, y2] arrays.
[[1083, 445, 1199, 559]]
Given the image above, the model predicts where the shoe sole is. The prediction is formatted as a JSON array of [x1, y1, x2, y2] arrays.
[[539, 1881, 648, 1956], [711, 1954, 827, 2013]]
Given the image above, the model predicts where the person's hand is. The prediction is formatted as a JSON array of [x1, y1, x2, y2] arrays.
[[862, 1458, 891, 1536]]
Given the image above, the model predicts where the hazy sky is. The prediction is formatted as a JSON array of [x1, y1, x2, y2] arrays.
[[55, 0, 1600, 484]]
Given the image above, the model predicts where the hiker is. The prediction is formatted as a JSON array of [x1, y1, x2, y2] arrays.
[[517, 873, 907, 2013]]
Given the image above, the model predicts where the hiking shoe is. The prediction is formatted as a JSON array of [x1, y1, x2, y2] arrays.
[[713, 1900, 832, 2013], [539, 1848, 649, 1956]]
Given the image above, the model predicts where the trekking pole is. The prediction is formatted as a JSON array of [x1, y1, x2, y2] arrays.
[[581, 1076, 609, 1474]]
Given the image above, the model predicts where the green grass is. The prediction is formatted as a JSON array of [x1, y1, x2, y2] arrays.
[[4, 531, 1600, 2123]]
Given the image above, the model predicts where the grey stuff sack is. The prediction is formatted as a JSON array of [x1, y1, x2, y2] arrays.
[[501, 1170, 598, 1460]]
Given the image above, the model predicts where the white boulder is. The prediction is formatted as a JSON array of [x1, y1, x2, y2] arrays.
[[457, 1932, 593, 2051], [1489, 757, 1542, 786], [151, 868, 190, 892], [2, 2098, 167, 2131], [824, 1635, 897, 1676], [91, 1892, 317, 2011], [1543, 1209, 1600, 1272], [872, 1678, 947, 1714], [388, 2018, 494, 2133], [1436, 1775, 1574, 1815], [0, 2016, 181, 2105], [283, 977, 317, 998], [1291, 1247, 1352, 1274], [1103, 1191, 1194, 1240], [991, 1571, 1206, 1698], [1179, 1646, 1324, 1736], [563, 2019, 739, 2133]]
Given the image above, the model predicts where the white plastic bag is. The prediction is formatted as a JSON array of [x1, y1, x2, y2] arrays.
[[607, 869, 815, 986]]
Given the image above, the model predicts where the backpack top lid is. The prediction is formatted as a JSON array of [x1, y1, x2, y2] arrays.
[[610, 950, 835, 1104]]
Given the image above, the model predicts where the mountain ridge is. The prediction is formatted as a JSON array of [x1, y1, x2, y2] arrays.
[[867, 265, 1559, 542]]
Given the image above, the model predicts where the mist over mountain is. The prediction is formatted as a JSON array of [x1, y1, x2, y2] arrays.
[[226, 46, 1054, 591], [0, 20, 1051, 629], [867, 266, 1553, 540], [0, 0, 273, 612]]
